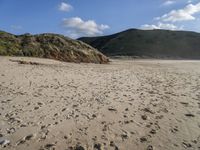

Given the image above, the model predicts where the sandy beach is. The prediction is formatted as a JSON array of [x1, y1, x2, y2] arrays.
[[0, 56, 200, 150]]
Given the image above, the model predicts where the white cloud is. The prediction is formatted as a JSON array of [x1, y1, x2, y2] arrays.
[[141, 22, 183, 30], [158, 2, 200, 22], [10, 25, 22, 30], [163, 0, 176, 6], [187, 0, 193, 4], [62, 17, 109, 37], [59, 2, 73, 12]]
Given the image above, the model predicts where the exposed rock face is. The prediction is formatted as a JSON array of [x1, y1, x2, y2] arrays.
[[0, 31, 109, 63]]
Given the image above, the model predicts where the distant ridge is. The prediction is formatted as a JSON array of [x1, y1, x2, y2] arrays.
[[0, 30, 109, 63], [79, 29, 200, 59]]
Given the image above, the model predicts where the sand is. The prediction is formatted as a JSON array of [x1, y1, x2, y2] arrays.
[[0, 56, 200, 150]]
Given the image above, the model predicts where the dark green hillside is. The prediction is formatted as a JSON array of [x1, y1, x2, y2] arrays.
[[79, 29, 200, 59]]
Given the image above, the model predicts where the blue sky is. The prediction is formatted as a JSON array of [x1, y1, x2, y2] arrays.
[[0, 0, 200, 38]]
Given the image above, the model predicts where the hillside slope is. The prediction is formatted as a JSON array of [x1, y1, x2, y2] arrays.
[[79, 29, 200, 59], [0, 31, 109, 63]]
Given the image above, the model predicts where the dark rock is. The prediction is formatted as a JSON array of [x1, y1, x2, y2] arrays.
[[34, 106, 39, 110], [185, 113, 195, 117], [147, 145, 153, 150], [110, 141, 119, 150], [24, 134, 34, 140], [74, 145, 85, 150], [110, 141, 115, 147], [108, 107, 117, 112], [141, 115, 147, 120], [94, 143, 101, 150], [143, 108, 154, 114], [62, 108, 66, 112], [123, 115, 127, 118], [92, 114, 97, 118], [155, 115, 163, 119], [140, 137, 147, 143], [124, 120, 130, 124], [114, 146, 119, 150], [121, 133, 128, 140], [150, 129, 156, 134], [125, 108, 129, 111], [37, 102, 43, 106], [182, 142, 192, 148], [180, 102, 189, 107], [44, 143, 55, 149], [20, 124, 27, 127]]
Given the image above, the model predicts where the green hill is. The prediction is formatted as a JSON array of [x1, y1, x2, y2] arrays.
[[0, 30, 109, 63], [79, 29, 200, 59]]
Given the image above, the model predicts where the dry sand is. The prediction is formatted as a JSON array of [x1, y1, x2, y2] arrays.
[[0, 56, 200, 150]]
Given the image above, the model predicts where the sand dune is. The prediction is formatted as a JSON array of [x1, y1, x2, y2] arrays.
[[0, 57, 200, 150]]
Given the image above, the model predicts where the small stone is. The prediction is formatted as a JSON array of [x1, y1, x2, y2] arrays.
[[94, 143, 101, 150], [170, 127, 178, 133], [62, 108, 66, 112], [37, 102, 43, 106], [92, 114, 97, 118], [20, 124, 27, 127], [114, 146, 119, 150], [141, 115, 147, 120], [143, 108, 154, 114], [108, 107, 117, 112], [110, 141, 119, 150], [185, 114, 195, 117], [121, 133, 128, 140], [110, 141, 115, 147], [72, 104, 78, 108], [34, 107, 39, 110], [140, 137, 147, 143], [41, 125, 46, 129], [123, 115, 127, 118], [44, 143, 55, 149], [150, 129, 156, 134], [192, 140, 197, 144], [180, 102, 189, 106], [155, 115, 163, 119], [74, 145, 85, 150], [124, 120, 130, 124], [147, 145, 153, 150], [24, 134, 34, 140], [182, 142, 192, 148]]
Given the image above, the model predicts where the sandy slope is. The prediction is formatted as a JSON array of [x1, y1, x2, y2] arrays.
[[0, 56, 200, 150]]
